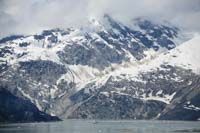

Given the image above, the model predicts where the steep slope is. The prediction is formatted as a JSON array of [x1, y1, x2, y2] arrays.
[[0, 89, 60, 122], [67, 34, 200, 120], [0, 14, 196, 121]]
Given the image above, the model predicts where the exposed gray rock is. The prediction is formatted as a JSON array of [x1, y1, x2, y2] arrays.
[[0, 15, 197, 122], [66, 66, 200, 120]]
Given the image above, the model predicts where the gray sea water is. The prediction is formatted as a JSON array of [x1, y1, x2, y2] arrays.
[[0, 120, 200, 133]]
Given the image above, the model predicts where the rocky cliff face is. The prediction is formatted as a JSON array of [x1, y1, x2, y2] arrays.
[[0, 89, 60, 122], [68, 66, 200, 120], [0, 14, 199, 121]]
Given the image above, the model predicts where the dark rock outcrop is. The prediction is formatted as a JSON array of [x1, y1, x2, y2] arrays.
[[0, 89, 60, 123]]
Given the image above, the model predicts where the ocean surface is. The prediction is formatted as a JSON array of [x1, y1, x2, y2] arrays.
[[0, 120, 200, 133]]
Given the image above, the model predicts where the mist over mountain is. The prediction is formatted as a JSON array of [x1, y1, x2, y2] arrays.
[[0, 0, 200, 38], [0, 13, 200, 122], [0, 0, 200, 123]]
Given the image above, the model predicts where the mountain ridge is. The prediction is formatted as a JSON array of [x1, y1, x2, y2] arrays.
[[0, 15, 199, 122]]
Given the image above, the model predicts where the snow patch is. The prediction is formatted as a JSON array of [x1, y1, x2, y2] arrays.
[[141, 91, 176, 104]]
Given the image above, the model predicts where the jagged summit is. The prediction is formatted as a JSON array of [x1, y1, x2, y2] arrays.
[[0, 15, 184, 69], [0, 14, 199, 122]]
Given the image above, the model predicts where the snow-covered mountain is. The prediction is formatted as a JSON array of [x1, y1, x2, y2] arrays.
[[0, 14, 199, 122], [68, 34, 200, 120]]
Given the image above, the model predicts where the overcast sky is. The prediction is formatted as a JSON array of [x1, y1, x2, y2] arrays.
[[0, 0, 200, 38]]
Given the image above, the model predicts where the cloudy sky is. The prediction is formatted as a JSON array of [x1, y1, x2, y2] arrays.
[[0, 0, 200, 37]]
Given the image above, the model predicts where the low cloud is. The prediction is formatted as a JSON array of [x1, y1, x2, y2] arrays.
[[0, 0, 200, 37]]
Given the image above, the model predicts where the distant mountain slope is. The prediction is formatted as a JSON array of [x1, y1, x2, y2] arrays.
[[0, 14, 199, 121], [67, 34, 200, 120]]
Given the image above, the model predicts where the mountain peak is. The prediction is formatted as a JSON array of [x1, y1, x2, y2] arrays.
[[1, 13, 199, 121]]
